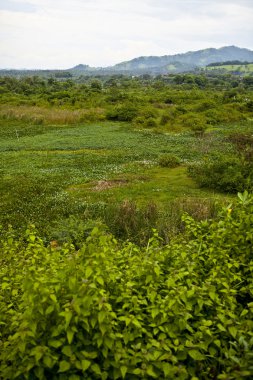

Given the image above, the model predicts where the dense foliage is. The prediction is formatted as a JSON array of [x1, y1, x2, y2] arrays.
[[0, 74, 252, 131], [188, 132, 253, 193], [0, 192, 253, 379]]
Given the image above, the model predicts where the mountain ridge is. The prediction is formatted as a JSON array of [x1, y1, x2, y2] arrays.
[[1, 46, 253, 75], [108, 46, 253, 72]]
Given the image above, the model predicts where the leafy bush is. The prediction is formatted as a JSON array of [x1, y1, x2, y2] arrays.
[[106, 104, 139, 122], [1, 193, 253, 379], [177, 112, 207, 134], [50, 216, 106, 249], [159, 113, 171, 126], [158, 154, 180, 168], [188, 155, 253, 193], [144, 117, 157, 128]]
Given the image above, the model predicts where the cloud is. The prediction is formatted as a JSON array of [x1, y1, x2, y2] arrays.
[[0, 0, 37, 13], [0, 0, 252, 68]]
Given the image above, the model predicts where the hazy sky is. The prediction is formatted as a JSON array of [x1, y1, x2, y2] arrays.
[[0, 0, 253, 69]]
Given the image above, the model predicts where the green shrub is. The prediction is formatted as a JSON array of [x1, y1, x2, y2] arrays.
[[188, 155, 253, 193], [106, 104, 139, 122], [0, 193, 253, 379], [158, 154, 180, 168], [133, 115, 146, 125], [139, 107, 158, 120], [159, 113, 171, 126], [133, 108, 158, 128], [50, 216, 106, 249], [144, 117, 157, 128]]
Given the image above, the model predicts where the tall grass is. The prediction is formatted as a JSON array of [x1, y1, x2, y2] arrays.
[[0, 105, 105, 125], [60, 198, 220, 246]]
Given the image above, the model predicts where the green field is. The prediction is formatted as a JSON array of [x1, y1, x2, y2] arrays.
[[0, 118, 238, 237], [206, 63, 253, 73]]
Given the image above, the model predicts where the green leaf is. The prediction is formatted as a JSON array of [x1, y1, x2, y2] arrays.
[[228, 326, 237, 338], [209, 291, 216, 301], [34, 349, 43, 362], [209, 346, 217, 356], [62, 346, 72, 357], [240, 309, 248, 317], [67, 328, 75, 344], [43, 356, 54, 368], [97, 276, 104, 286], [217, 323, 226, 332], [65, 310, 73, 327], [189, 349, 205, 361], [162, 363, 172, 377], [132, 368, 142, 375], [81, 359, 91, 372], [98, 311, 106, 324], [91, 363, 101, 375], [48, 339, 62, 348], [81, 350, 98, 359], [59, 360, 71, 373], [104, 337, 113, 349], [68, 277, 77, 291], [146, 365, 157, 377], [85, 267, 93, 279], [30, 235, 36, 242], [1, 282, 9, 290], [99, 324, 107, 336], [151, 308, 160, 319], [45, 305, 54, 315], [50, 294, 57, 303], [69, 376, 81, 380], [214, 339, 221, 348], [101, 372, 108, 380], [120, 366, 128, 379]]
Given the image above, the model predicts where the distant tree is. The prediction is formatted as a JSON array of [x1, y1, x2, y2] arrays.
[[90, 79, 102, 91], [54, 71, 73, 79]]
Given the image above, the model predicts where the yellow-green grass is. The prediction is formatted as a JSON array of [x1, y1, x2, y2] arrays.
[[0, 120, 242, 233], [206, 63, 253, 73], [67, 165, 231, 206], [0, 105, 105, 125]]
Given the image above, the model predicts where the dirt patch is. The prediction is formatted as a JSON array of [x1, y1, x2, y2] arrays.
[[93, 179, 128, 191]]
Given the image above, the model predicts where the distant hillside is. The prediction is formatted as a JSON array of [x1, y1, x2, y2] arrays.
[[1, 46, 253, 76], [111, 46, 253, 73]]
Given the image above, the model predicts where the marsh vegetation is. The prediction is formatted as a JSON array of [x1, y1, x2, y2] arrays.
[[0, 73, 253, 379]]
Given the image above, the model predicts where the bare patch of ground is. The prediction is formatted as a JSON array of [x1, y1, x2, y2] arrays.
[[93, 179, 128, 191]]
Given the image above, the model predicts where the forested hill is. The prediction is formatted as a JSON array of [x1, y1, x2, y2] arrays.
[[1, 46, 253, 76], [111, 46, 253, 73]]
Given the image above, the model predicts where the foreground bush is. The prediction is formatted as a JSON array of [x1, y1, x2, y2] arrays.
[[0, 192, 253, 379]]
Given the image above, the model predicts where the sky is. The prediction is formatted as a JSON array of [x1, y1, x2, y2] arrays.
[[0, 0, 253, 69]]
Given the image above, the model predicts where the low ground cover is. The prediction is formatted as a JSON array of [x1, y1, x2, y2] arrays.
[[0, 119, 237, 242]]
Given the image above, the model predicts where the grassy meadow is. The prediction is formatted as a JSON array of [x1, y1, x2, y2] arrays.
[[206, 63, 253, 74], [0, 73, 252, 242], [0, 117, 240, 242]]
